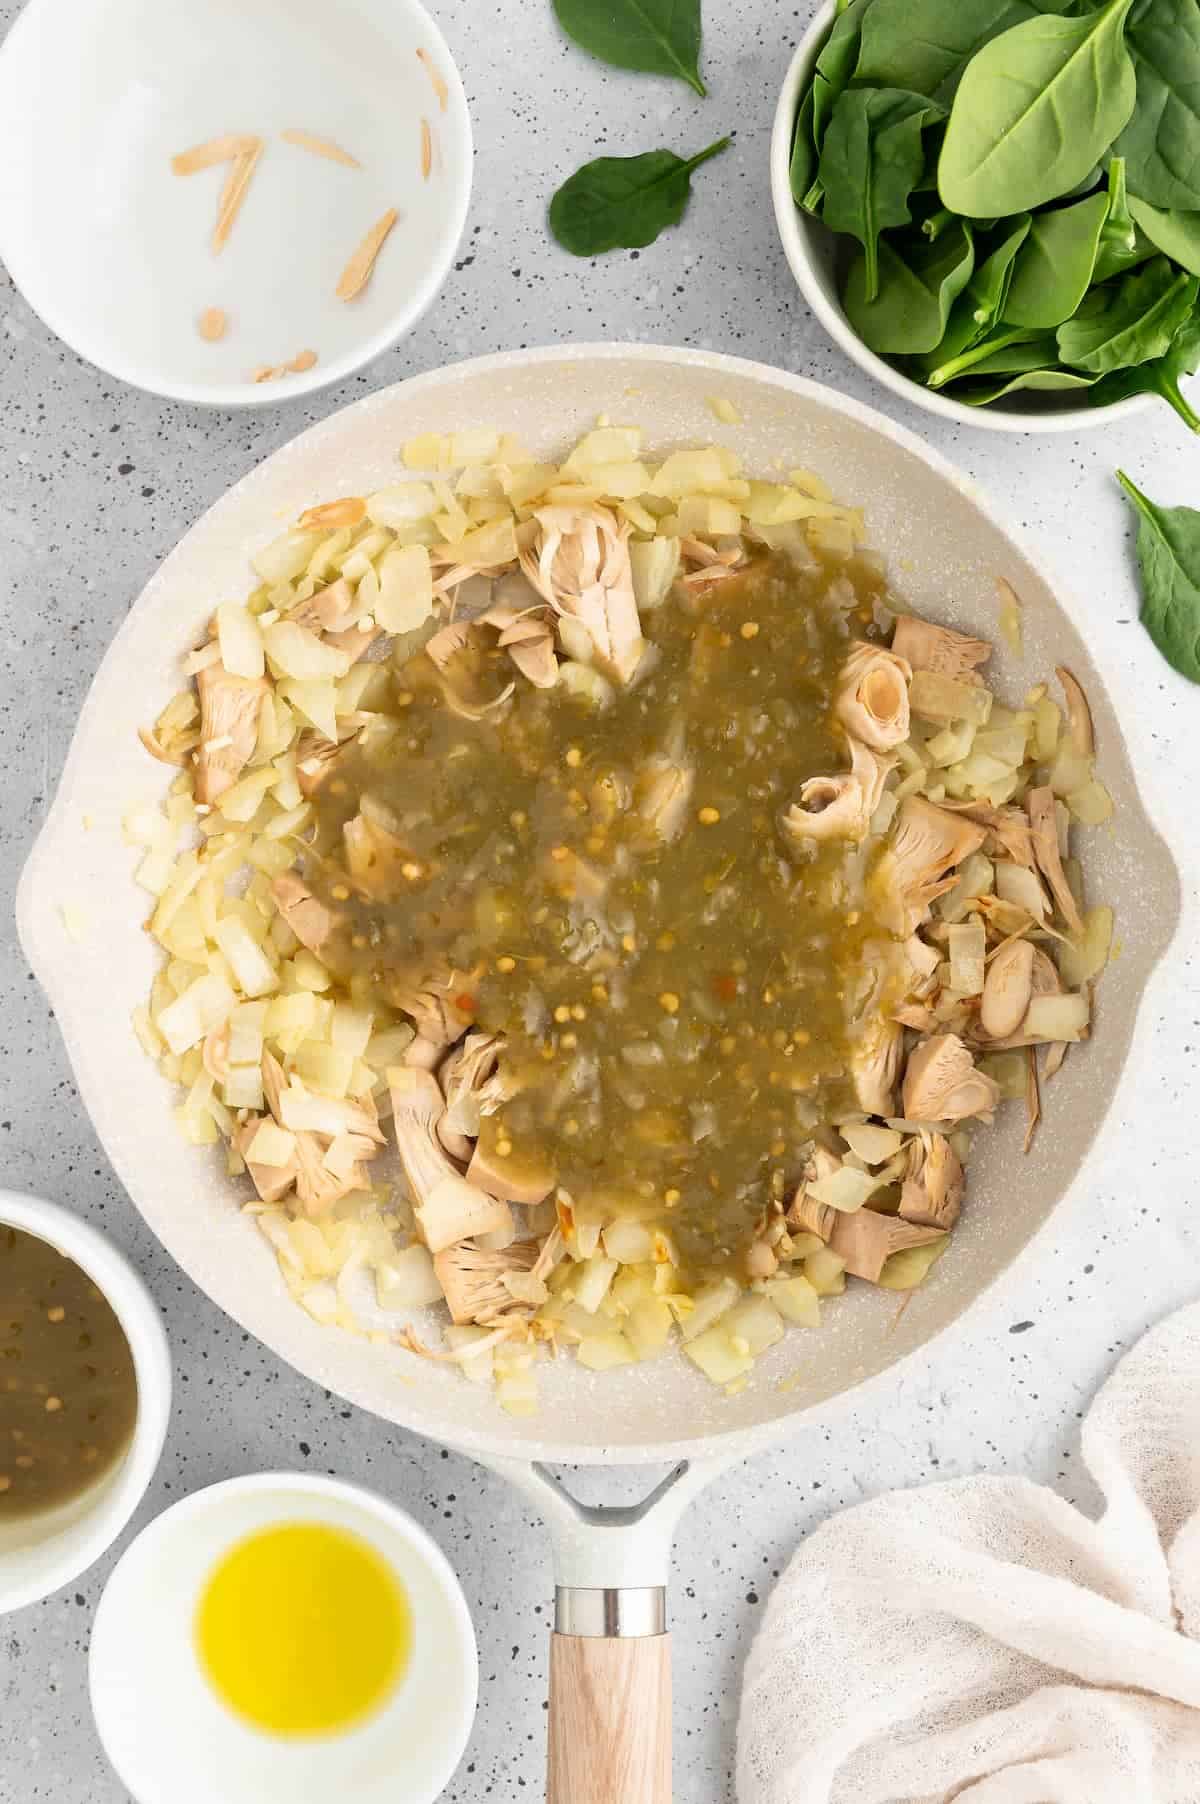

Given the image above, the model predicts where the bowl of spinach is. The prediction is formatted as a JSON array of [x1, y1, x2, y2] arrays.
[[770, 0, 1200, 434]]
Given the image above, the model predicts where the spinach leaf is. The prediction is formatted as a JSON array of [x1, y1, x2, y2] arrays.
[[843, 220, 975, 353], [917, 214, 1032, 369], [798, 0, 872, 213], [818, 89, 946, 301], [811, 0, 870, 144], [1116, 470, 1200, 682], [1003, 189, 1109, 326], [1128, 194, 1200, 277], [1057, 255, 1200, 372], [926, 326, 1054, 387], [854, 0, 1039, 103], [1093, 157, 1145, 281], [552, 0, 706, 95], [1113, 0, 1200, 211], [549, 138, 730, 255], [921, 206, 957, 241], [1091, 311, 1200, 429], [790, 87, 817, 206], [962, 367, 1098, 403], [814, 0, 869, 102], [961, 213, 1033, 328], [938, 0, 1139, 217]]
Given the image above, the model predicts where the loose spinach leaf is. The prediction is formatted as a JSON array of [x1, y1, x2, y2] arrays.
[[1116, 469, 1200, 681], [552, 0, 706, 95], [1128, 194, 1200, 277], [1003, 189, 1109, 326], [790, 87, 817, 206], [818, 89, 946, 301], [916, 214, 1032, 369], [549, 138, 730, 255], [1093, 157, 1144, 281], [1091, 311, 1200, 429], [854, 0, 1040, 103], [938, 0, 1138, 217], [926, 325, 1053, 387], [843, 221, 975, 353], [961, 367, 1098, 403], [1113, 0, 1200, 211], [1057, 255, 1200, 372]]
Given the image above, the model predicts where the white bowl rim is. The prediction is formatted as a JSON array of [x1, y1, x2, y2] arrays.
[[768, 2, 1154, 435], [0, 1188, 172, 1614], [0, 0, 473, 410], [88, 1469, 479, 1804]]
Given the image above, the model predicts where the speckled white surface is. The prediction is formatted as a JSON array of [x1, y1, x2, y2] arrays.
[[1, 0, 1198, 1798]]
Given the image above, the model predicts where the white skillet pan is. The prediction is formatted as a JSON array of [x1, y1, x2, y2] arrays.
[[17, 346, 1181, 1800]]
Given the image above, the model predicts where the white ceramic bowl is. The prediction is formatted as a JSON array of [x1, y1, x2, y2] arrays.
[[89, 1473, 478, 1804], [0, 1190, 171, 1614], [0, 0, 472, 407], [769, 3, 1153, 434]]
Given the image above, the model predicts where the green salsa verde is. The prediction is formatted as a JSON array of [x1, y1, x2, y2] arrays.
[[306, 551, 897, 1276]]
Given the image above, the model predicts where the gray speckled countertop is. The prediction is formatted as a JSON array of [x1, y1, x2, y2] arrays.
[[2, 1, 1199, 1798]]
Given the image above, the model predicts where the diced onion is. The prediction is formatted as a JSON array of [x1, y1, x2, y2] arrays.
[[948, 920, 986, 996], [245, 1120, 296, 1168], [216, 603, 265, 680], [375, 544, 434, 633], [1023, 993, 1090, 1042], [213, 917, 277, 998], [156, 973, 236, 1055], [806, 1166, 879, 1213], [840, 1123, 903, 1165]]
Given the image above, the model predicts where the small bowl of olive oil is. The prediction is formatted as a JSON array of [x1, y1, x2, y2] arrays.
[[88, 1472, 478, 1804], [0, 1188, 171, 1614]]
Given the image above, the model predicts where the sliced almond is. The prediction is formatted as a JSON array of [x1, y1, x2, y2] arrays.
[[298, 498, 366, 530], [197, 306, 228, 343], [171, 132, 258, 176], [251, 349, 318, 383], [416, 47, 449, 111], [281, 127, 361, 168], [420, 118, 433, 181], [213, 139, 263, 254], [336, 207, 399, 301]]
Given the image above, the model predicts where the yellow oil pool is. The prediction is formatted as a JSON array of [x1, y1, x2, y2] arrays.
[[195, 1520, 411, 1737]]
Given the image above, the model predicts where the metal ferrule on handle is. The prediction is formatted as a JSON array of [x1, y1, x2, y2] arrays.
[[555, 1585, 667, 1638]]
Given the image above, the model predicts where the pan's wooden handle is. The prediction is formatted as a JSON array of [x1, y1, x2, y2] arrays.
[[547, 1631, 672, 1803]]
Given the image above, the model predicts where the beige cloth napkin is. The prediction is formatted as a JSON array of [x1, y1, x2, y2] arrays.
[[738, 1302, 1200, 1803]]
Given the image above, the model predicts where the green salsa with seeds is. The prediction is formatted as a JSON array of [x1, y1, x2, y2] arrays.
[[307, 551, 896, 1275]]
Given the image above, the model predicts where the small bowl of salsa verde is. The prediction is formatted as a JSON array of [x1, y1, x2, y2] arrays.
[[0, 1189, 170, 1613]]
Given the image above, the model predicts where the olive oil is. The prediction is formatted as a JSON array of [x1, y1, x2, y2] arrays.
[[195, 1521, 411, 1737]]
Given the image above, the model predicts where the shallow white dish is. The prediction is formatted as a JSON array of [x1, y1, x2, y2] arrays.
[[769, 2, 1154, 435], [15, 343, 1182, 1467], [0, 0, 472, 406], [89, 1472, 478, 1804], [0, 1189, 171, 1615]]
